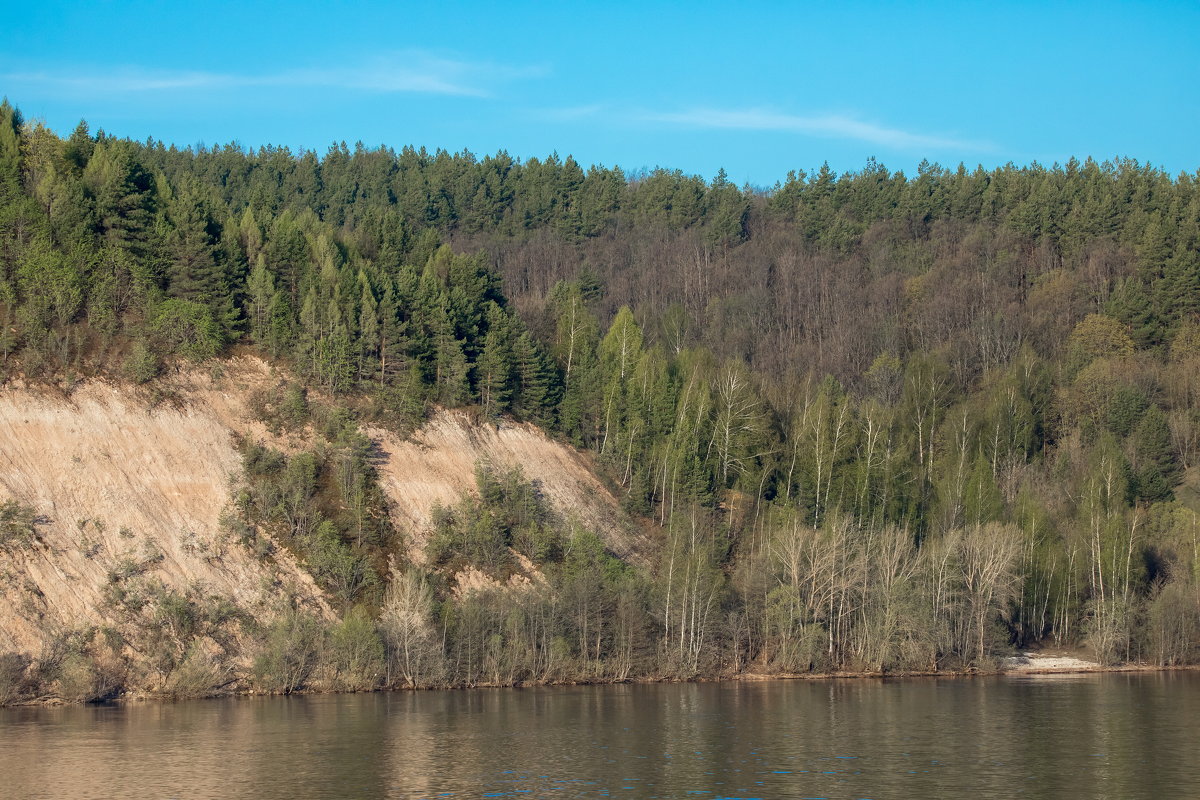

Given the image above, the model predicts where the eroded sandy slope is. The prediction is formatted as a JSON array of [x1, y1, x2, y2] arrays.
[[0, 367, 330, 656], [0, 358, 639, 656], [370, 413, 644, 565]]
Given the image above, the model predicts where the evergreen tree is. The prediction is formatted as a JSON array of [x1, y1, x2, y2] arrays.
[[512, 330, 558, 425], [357, 271, 380, 384], [1133, 405, 1179, 502], [475, 302, 515, 415]]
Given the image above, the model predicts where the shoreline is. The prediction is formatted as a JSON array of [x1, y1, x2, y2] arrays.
[[736, 662, 1200, 682], [7, 659, 1200, 709]]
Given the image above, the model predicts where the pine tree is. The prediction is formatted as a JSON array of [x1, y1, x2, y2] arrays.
[[512, 330, 558, 425], [475, 309, 514, 416], [1133, 405, 1179, 502], [246, 254, 276, 345], [82, 138, 155, 258], [357, 271, 379, 385], [297, 286, 320, 375], [431, 314, 470, 405], [1157, 235, 1200, 327], [0, 100, 22, 204], [238, 206, 264, 263], [376, 280, 413, 387], [1104, 280, 1163, 350]]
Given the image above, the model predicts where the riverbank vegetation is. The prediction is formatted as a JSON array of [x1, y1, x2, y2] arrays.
[[1, 98, 1199, 701]]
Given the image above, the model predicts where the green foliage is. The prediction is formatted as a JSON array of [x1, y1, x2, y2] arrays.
[[252, 608, 325, 694], [121, 338, 160, 383], [49, 629, 125, 703], [15, 239, 85, 328], [1133, 405, 1178, 502], [150, 298, 222, 361], [248, 381, 310, 432], [1066, 314, 1135, 374], [1145, 581, 1200, 665], [5, 100, 1200, 688], [1105, 384, 1149, 438], [163, 644, 230, 699], [1105, 280, 1163, 350], [55, 653, 119, 703], [307, 520, 380, 606], [0, 500, 43, 547], [1169, 317, 1200, 361], [234, 410, 393, 607], [428, 462, 564, 574], [326, 606, 385, 690], [280, 383, 310, 426]]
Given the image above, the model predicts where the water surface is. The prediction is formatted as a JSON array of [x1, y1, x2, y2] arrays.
[[1, 672, 1196, 799]]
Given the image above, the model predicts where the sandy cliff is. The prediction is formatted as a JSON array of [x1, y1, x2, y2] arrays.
[[0, 358, 634, 667], [370, 413, 644, 566], [0, 365, 328, 659]]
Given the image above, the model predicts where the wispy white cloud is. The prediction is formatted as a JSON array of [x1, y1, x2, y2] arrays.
[[3, 69, 224, 93], [644, 107, 991, 152], [3, 52, 539, 98], [536, 103, 992, 153]]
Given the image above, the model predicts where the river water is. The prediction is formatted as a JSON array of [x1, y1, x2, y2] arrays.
[[0, 672, 1196, 799]]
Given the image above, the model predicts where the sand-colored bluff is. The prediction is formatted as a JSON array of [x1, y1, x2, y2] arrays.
[[0, 357, 632, 672]]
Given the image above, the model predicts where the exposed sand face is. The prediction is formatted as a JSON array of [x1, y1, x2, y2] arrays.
[[0, 361, 331, 657], [0, 358, 638, 658], [369, 412, 646, 567]]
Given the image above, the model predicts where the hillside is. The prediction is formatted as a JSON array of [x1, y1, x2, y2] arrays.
[[0, 371, 328, 655], [3, 99, 1200, 701], [370, 412, 643, 565], [0, 358, 636, 698]]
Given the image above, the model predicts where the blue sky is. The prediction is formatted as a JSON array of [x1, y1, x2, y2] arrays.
[[3, 0, 1198, 186]]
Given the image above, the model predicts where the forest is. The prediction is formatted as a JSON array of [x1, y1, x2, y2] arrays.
[[1, 95, 1199, 697]]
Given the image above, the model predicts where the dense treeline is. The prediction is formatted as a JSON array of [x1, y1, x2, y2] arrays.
[[2, 96, 1200, 699]]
